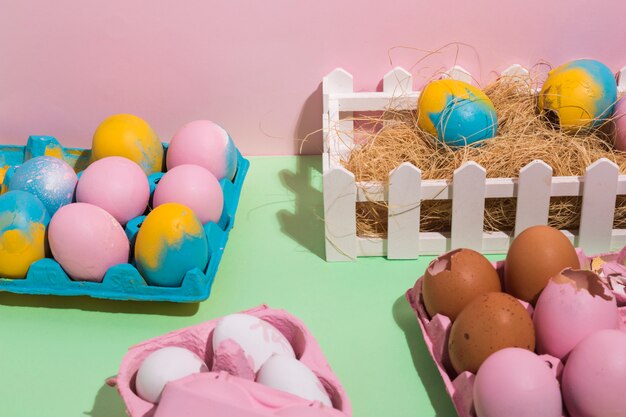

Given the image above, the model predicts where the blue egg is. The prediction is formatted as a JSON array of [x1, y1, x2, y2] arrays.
[[8, 156, 78, 216], [0, 190, 50, 278], [134, 203, 209, 287]]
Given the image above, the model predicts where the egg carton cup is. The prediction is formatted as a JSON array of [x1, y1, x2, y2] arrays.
[[406, 247, 626, 417], [0, 135, 249, 302], [112, 305, 352, 417]]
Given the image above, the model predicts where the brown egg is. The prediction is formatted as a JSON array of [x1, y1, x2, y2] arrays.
[[505, 225, 580, 304], [448, 292, 535, 374], [420, 248, 501, 321]]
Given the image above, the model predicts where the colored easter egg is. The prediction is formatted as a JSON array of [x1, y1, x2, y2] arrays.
[[0, 191, 50, 278], [134, 203, 209, 287], [417, 79, 498, 146], [76, 156, 150, 225], [48, 203, 130, 282], [8, 156, 78, 216], [166, 120, 238, 181], [92, 114, 163, 175], [153, 164, 224, 224], [538, 59, 617, 132], [613, 98, 626, 151]]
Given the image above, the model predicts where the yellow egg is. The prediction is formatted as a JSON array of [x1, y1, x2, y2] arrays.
[[91, 114, 163, 175]]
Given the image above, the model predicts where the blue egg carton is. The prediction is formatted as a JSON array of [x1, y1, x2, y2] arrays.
[[0, 136, 249, 302]]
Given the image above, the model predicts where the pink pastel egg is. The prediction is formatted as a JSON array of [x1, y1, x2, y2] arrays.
[[153, 164, 224, 224], [166, 120, 237, 181], [533, 269, 620, 361], [614, 98, 626, 151], [474, 348, 562, 417], [48, 202, 130, 282], [562, 329, 626, 417], [76, 156, 150, 225]]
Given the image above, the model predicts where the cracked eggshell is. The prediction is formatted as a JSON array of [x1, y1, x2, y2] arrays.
[[212, 313, 295, 373], [533, 269, 620, 361], [421, 248, 501, 321], [505, 225, 580, 304]]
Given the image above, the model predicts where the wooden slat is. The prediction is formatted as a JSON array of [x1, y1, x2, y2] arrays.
[[451, 162, 486, 251], [443, 65, 473, 84], [334, 92, 418, 112], [578, 158, 619, 253], [515, 160, 553, 236], [388, 163, 421, 259], [323, 167, 357, 261], [383, 67, 413, 94]]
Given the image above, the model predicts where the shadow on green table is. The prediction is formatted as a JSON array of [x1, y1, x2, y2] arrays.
[[277, 156, 325, 260], [86, 382, 127, 417], [393, 295, 458, 417], [0, 292, 199, 316]]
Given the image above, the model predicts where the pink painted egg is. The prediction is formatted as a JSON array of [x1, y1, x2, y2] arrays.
[[562, 329, 626, 417], [76, 156, 150, 225], [153, 164, 224, 224], [166, 120, 237, 181], [474, 348, 562, 417], [48, 202, 130, 282], [613, 98, 626, 151], [533, 269, 619, 361]]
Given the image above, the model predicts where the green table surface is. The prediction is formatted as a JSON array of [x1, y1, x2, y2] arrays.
[[0, 156, 504, 417]]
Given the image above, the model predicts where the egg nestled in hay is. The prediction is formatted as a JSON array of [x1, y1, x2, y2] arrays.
[[538, 59, 617, 133], [417, 79, 498, 147]]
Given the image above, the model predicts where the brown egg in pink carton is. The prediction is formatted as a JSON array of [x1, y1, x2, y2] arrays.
[[112, 305, 351, 417], [406, 242, 626, 417]]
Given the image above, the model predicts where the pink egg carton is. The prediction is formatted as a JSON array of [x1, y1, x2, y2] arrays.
[[405, 247, 626, 417], [112, 305, 351, 417]]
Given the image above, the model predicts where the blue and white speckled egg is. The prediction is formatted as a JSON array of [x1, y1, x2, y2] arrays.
[[8, 156, 78, 216], [418, 79, 498, 147], [539, 59, 617, 132], [134, 203, 209, 287], [0, 190, 50, 278]]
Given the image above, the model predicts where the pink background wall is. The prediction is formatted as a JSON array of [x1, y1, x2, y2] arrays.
[[1, 0, 625, 156]]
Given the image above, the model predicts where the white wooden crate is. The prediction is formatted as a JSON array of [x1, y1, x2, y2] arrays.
[[322, 64, 626, 261]]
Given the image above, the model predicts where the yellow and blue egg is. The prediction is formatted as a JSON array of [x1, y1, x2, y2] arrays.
[[0, 190, 50, 278], [418, 79, 498, 146], [538, 59, 617, 132], [91, 114, 164, 175], [134, 202, 209, 287]]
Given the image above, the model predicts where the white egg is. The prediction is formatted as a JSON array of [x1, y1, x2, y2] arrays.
[[135, 346, 208, 403], [256, 355, 332, 407], [212, 313, 295, 372]]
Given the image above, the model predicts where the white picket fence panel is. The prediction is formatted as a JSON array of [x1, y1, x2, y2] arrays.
[[323, 64, 626, 261]]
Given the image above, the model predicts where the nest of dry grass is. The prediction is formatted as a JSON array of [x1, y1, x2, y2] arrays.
[[340, 71, 626, 237]]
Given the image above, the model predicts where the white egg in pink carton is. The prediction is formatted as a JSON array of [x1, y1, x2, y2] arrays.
[[113, 305, 351, 417]]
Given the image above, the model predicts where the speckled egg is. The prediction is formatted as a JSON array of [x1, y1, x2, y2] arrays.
[[562, 329, 626, 417], [91, 114, 163, 175], [8, 156, 78, 216], [76, 156, 150, 225], [534, 269, 619, 361], [0, 191, 50, 278], [474, 348, 562, 417], [538, 59, 617, 132], [134, 203, 209, 287], [48, 203, 130, 282], [153, 164, 224, 225], [166, 120, 238, 181], [417, 79, 498, 146], [448, 292, 536, 374]]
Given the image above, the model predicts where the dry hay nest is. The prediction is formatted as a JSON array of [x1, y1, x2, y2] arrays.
[[340, 71, 626, 238]]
